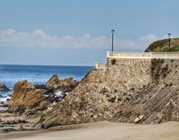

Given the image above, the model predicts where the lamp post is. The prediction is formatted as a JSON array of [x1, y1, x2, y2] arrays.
[[111, 29, 115, 52], [168, 33, 171, 52]]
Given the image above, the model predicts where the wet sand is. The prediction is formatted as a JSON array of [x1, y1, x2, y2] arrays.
[[1, 121, 179, 140]]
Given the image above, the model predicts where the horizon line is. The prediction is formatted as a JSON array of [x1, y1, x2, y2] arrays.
[[0, 63, 95, 67]]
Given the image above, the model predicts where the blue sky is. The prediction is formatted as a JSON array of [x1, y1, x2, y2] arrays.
[[0, 0, 179, 66]]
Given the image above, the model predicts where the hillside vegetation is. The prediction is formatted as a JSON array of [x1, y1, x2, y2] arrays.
[[145, 38, 179, 52]]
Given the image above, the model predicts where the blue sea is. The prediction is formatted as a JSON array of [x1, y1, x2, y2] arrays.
[[0, 64, 94, 97]]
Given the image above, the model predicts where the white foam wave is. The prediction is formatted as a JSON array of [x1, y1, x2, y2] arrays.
[[0, 107, 8, 111], [55, 91, 64, 97], [0, 95, 10, 103]]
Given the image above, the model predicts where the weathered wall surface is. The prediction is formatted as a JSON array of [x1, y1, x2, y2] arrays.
[[150, 59, 179, 85], [107, 58, 179, 87], [107, 58, 151, 87]]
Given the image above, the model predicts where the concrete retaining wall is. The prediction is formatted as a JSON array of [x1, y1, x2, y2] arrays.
[[106, 52, 179, 86]]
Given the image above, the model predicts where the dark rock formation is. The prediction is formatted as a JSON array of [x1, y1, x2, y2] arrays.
[[0, 112, 41, 133], [9, 80, 46, 114], [0, 83, 10, 91], [34, 83, 47, 90], [45, 75, 79, 92]]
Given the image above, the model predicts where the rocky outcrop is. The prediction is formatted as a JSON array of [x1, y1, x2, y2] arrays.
[[9, 80, 46, 114], [40, 68, 133, 128], [0, 112, 41, 133], [0, 83, 10, 91], [40, 65, 179, 128], [111, 84, 179, 124], [8, 75, 79, 115], [40, 69, 118, 128], [41, 92, 111, 128], [45, 75, 79, 92]]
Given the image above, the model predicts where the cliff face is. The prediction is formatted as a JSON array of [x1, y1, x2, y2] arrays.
[[40, 57, 179, 128]]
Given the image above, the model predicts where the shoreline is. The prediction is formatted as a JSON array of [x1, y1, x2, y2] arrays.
[[1, 121, 179, 140]]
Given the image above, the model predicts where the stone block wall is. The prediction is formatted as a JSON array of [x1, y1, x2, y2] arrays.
[[106, 57, 179, 87], [151, 59, 179, 85], [107, 58, 151, 87]]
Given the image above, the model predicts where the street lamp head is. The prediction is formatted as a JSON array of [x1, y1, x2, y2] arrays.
[[168, 33, 171, 37], [111, 29, 115, 33]]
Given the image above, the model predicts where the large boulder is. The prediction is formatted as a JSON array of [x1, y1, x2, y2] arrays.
[[0, 83, 10, 91], [45, 75, 79, 92], [9, 80, 46, 114]]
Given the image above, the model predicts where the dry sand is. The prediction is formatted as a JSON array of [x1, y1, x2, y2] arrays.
[[0, 121, 179, 140]]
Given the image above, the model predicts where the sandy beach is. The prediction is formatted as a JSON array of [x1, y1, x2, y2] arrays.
[[0, 121, 178, 140]]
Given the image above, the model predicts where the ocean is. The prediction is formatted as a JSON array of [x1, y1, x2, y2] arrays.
[[0, 64, 94, 97]]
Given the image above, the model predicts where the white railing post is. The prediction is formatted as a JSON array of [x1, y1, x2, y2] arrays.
[[107, 51, 111, 57], [96, 62, 107, 69]]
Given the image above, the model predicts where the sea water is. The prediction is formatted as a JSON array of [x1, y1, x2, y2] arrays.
[[0, 64, 94, 99]]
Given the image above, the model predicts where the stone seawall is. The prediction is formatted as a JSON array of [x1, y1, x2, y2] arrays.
[[107, 58, 151, 87], [151, 59, 179, 85], [107, 57, 179, 87]]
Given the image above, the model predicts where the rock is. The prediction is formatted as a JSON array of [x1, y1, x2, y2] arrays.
[[111, 85, 179, 124], [134, 115, 144, 123], [45, 75, 59, 89], [0, 103, 8, 107], [40, 67, 179, 128], [5, 119, 26, 125], [45, 75, 79, 92], [34, 83, 47, 90], [40, 69, 113, 128], [40, 92, 113, 129], [9, 80, 46, 114], [1, 127, 17, 133], [0, 83, 10, 91], [8, 76, 78, 115]]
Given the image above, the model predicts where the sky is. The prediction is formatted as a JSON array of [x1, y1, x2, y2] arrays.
[[0, 0, 179, 66]]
